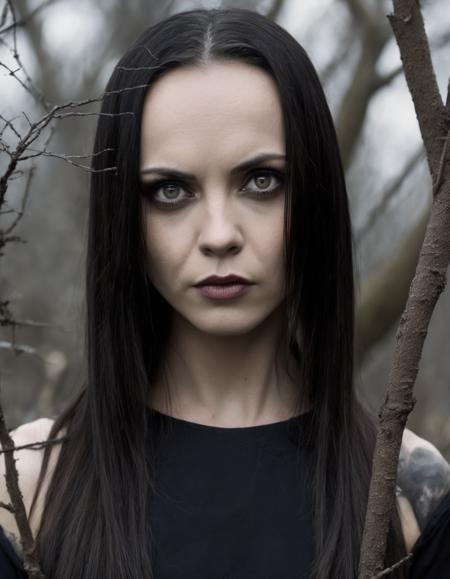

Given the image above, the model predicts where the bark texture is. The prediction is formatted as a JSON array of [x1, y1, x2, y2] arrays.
[[358, 0, 450, 577], [0, 408, 45, 578]]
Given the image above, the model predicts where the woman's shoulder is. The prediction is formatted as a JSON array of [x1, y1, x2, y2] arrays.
[[396, 427, 450, 551], [398, 427, 450, 528], [0, 418, 57, 544]]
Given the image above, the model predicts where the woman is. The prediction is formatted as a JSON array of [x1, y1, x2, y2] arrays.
[[0, 7, 449, 579]]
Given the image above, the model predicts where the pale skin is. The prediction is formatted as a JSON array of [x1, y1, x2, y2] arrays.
[[140, 60, 302, 427], [1, 61, 448, 559]]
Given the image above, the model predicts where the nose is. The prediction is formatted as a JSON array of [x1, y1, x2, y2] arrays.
[[198, 198, 244, 258]]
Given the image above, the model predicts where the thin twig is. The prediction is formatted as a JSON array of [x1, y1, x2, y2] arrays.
[[371, 553, 413, 578], [355, 146, 424, 244], [0, 0, 60, 36], [0, 378, 46, 578], [4, 167, 34, 235], [0, 341, 37, 356], [0, 500, 15, 513], [0, 436, 66, 454]]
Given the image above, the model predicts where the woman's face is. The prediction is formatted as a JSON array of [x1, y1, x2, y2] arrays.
[[140, 60, 286, 336]]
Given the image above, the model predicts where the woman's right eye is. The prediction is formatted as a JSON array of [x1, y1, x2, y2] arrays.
[[140, 181, 193, 207]]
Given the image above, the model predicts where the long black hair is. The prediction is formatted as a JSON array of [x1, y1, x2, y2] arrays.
[[30, 8, 407, 578]]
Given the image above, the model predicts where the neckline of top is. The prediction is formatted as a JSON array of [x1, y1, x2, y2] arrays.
[[147, 406, 313, 433]]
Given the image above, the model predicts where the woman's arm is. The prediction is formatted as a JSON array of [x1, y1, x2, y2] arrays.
[[397, 489, 421, 551]]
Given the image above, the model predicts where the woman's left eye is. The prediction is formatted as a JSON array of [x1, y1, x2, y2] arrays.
[[241, 170, 284, 197]]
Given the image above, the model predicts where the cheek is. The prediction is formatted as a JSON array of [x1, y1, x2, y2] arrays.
[[143, 215, 187, 287], [264, 235, 284, 278], [256, 206, 285, 273], [143, 216, 165, 281]]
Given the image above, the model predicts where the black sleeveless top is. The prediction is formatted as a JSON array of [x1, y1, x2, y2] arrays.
[[1, 409, 449, 578], [147, 409, 315, 579]]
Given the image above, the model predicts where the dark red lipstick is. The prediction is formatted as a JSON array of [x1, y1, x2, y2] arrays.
[[193, 274, 254, 300], [194, 274, 252, 287]]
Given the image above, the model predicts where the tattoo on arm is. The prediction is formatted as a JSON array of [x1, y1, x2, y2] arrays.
[[397, 429, 450, 530]]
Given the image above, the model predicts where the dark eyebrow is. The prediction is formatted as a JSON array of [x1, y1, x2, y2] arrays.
[[139, 152, 286, 180]]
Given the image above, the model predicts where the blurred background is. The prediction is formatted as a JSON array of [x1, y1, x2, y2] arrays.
[[1, 0, 449, 457]]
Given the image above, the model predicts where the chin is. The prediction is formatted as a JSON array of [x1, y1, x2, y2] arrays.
[[184, 309, 277, 337], [197, 324, 258, 337]]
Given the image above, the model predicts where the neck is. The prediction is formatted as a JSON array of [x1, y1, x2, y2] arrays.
[[148, 308, 308, 427]]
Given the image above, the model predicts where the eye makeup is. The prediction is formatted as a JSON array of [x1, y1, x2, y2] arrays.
[[139, 168, 285, 210]]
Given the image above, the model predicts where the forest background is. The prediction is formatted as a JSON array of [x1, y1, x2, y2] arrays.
[[1, 0, 450, 463]]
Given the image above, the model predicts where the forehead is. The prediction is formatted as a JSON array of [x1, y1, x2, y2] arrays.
[[140, 60, 285, 167]]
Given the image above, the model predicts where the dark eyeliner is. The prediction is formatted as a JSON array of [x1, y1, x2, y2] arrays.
[[140, 167, 285, 207], [140, 178, 191, 208], [242, 168, 285, 198]]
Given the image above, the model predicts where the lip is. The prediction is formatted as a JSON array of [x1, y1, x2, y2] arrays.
[[195, 283, 252, 300], [193, 274, 252, 287]]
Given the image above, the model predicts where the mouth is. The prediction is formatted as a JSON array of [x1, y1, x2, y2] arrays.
[[193, 274, 253, 287], [194, 282, 252, 300]]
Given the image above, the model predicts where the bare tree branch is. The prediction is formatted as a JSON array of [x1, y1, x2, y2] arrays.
[[0, 341, 37, 356], [373, 29, 450, 93], [355, 146, 425, 245], [0, 3, 172, 578], [372, 553, 414, 578], [358, 0, 450, 575], [341, 0, 372, 25], [320, 31, 355, 88], [355, 208, 429, 365], [0, 0, 50, 110], [0, 436, 66, 455], [266, 0, 285, 21], [336, 0, 391, 169], [387, 1, 447, 179], [3, 167, 34, 236], [0, 384, 45, 578], [19, 147, 117, 174], [0, 0, 60, 36]]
